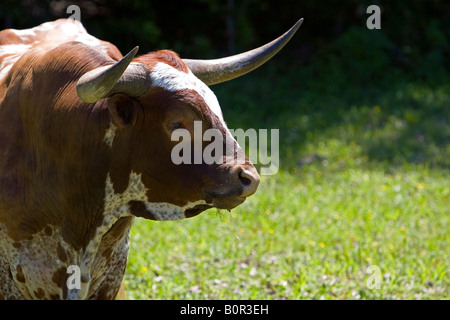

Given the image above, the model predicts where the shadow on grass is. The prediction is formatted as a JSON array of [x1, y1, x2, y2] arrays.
[[214, 65, 449, 172]]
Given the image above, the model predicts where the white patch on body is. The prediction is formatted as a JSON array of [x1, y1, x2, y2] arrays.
[[0, 167, 208, 299], [74, 171, 208, 299], [0, 223, 75, 299], [103, 122, 117, 147], [73, 172, 142, 299]]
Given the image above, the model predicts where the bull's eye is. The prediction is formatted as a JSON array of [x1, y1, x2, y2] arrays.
[[171, 122, 183, 130]]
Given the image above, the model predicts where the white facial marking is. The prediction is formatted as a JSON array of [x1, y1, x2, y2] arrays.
[[103, 122, 117, 147], [148, 62, 243, 156], [149, 62, 224, 121]]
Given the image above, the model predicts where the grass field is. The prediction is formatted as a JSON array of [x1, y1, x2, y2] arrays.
[[123, 31, 449, 299]]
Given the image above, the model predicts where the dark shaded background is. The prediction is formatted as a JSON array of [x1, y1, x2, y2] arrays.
[[1, 0, 449, 75]]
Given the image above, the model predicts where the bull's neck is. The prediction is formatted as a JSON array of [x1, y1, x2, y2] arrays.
[[24, 96, 131, 242]]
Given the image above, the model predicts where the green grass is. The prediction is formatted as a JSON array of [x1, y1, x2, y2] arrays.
[[123, 36, 449, 299], [125, 168, 448, 299]]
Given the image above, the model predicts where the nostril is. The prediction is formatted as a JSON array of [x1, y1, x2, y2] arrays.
[[235, 167, 260, 197], [238, 173, 252, 186], [238, 168, 259, 190]]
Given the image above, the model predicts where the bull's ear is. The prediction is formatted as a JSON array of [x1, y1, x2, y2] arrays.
[[107, 94, 139, 128]]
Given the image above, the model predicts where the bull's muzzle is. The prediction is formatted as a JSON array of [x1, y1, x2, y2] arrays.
[[237, 165, 260, 197]]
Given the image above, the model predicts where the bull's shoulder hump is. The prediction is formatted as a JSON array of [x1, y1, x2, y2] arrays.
[[0, 19, 120, 82]]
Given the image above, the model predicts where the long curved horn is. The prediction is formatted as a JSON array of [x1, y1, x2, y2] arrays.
[[183, 18, 303, 85], [77, 46, 151, 103]]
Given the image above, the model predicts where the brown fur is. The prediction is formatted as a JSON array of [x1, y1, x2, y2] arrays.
[[0, 19, 259, 300], [134, 49, 189, 73]]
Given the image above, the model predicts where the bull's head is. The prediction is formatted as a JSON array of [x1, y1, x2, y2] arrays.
[[76, 19, 303, 220]]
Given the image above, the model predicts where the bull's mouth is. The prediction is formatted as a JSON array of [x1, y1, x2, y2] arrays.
[[185, 204, 214, 218], [184, 196, 247, 218], [212, 196, 246, 210], [204, 189, 248, 211]]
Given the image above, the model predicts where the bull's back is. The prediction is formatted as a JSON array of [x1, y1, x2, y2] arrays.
[[0, 19, 122, 84]]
